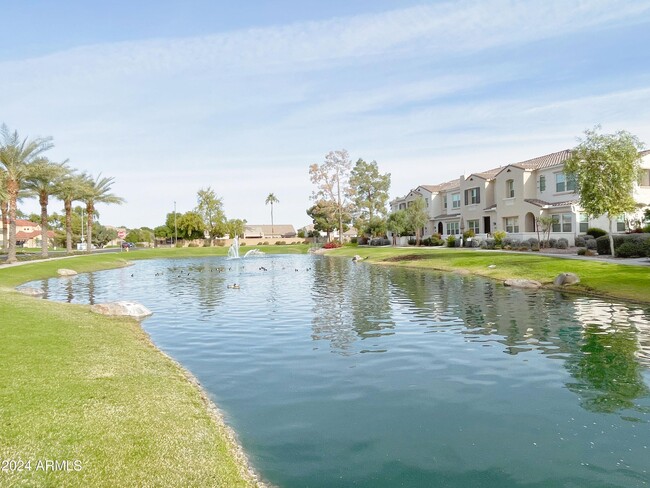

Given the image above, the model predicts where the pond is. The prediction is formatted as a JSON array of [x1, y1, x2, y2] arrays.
[[24, 254, 650, 487]]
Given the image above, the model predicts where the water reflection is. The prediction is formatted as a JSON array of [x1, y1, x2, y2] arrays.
[[310, 259, 395, 353]]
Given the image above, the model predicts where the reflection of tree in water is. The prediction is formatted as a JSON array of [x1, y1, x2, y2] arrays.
[[310, 258, 394, 353], [565, 322, 649, 414]]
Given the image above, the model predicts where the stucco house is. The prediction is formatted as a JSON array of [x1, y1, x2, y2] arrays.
[[391, 149, 650, 245], [0, 219, 55, 248], [244, 224, 296, 239]]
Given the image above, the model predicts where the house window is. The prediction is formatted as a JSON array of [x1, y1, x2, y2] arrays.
[[446, 222, 460, 235], [556, 173, 576, 192], [639, 169, 650, 187], [451, 193, 461, 209], [504, 217, 519, 233], [579, 214, 589, 233], [551, 213, 572, 232], [617, 215, 626, 232], [468, 219, 480, 234], [464, 187, 480, 205], [506, 179, 515, 198], [539, 175, 546, 192]]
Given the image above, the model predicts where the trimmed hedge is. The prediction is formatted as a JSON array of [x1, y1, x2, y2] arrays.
[[596, 233, 650, 256], [586, 227, 608, 239]]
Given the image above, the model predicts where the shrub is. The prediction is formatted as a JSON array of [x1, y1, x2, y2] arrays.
[[323, 241, 341, 249], [262, 241, 269, 246], [188, 242, 199, 247], [577, 248, 587, 255], [175, 242, 183, 248], [203, 240, 211, 247], [548, 238, 558, 248], [480, 238, 495, 250], [216, 240, 226, 247], [350, 237, 358, 244], [274, 241, 286, 245], [527, 237, 539, 248], [574, 235, 586, 247], [446, 235, 456, 247], [616, 241, 646, 258], [596, 233, 650, 256], [586, 227, 607, 239], [240, 242, 247, 246], [557, 238, 569, 249], [643, 224, 650, 233], [470, 239, 481, 248], [463, 229, 475, 240], [370, 238, 390, 246], [644, 239, 650, 257], [408, 238, 417, 246], [493, 231, 506, 247], [585, 238, 597, 250]]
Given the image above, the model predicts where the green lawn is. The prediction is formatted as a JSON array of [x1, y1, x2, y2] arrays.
[[2, 242, 647, 486], [327, 246, 650, 304], [0, 248, 272, 487]]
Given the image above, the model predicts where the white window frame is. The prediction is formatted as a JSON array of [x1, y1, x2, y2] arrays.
[[451, 193, 461, 209], [551, 213, 572, 232], [468, 219, 480, 234], [506, 179, 515, 198], [539, 175, 546, 192], [446, 222, 460, 235], [504, 217, 519, 233]]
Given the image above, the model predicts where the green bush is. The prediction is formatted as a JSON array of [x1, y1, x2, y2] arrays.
[[574, 235, 586, 247], [557, 238, 569, 249], [188, 242, 199, 247], [596, 233, 650, 256], [493, 231, 506, 247], [463, 229, 475, 239], [616, 241, 646, 258], [577, 248, 587, 255], [586, 227, 607, 239], [274, 241, 286, 245], [446, 235, 456, 247]]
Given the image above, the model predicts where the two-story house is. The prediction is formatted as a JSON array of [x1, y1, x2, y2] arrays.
[[391, 149, 650, 245]]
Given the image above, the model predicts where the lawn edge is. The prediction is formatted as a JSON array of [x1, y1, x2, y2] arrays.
[[1, 252, 269, 487]]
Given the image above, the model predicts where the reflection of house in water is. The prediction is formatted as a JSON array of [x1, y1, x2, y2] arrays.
[[310, 258, 394, 354]]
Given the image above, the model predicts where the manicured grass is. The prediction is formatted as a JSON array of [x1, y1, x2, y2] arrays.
[[327, 246, 650, 304], [0, 250, 266, 487]]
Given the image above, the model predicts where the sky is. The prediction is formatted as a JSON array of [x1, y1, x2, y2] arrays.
[[2, 0, 650, 230]]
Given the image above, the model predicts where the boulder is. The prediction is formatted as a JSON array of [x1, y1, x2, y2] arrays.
[[554, 273, 580, 286], [352, 255, 363, 262], [57, 268, 77, 277], [19, 287, 45, 297], [90, 301, 153, 319], [504, 279, 542, 289]]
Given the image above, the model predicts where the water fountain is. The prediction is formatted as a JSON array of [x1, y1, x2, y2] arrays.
[[227, 236, 240, 259]]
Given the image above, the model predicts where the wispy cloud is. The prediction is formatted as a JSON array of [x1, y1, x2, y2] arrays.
[[2, 0, 649, 227]]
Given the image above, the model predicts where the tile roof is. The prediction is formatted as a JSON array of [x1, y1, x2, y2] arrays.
[[510, 149, 572, 170], [524, 198, 578, 208], [639, 149, 650, 157], [469, 167, 502, 180], [433, 213, 460, 219]]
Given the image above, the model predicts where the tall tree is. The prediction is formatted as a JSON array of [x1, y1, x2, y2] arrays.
[[406, 197, 429, 246], [349, 158, 391, 235], [0, 169, 7, 251], [564, 127, 645, 257], [307, 200, 350, 243], [55, 171, 89, 254], [24, 157, 68, 258], [196, 187, 226, 244], [265, 193, 279, 236], [387, 210, 409, 246], [0, 124, 53, 263], [177, 211, 205, 239], [80, 174, 125, 253], [226, 218, 246, 239], [309, 149, 353, 243]]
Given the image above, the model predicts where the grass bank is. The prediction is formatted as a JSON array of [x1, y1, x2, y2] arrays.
[[327, 246, 650, 304], [0, 247, 292, 487]]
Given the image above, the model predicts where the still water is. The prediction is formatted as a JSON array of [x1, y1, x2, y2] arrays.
[[24, 255, 650, 487]]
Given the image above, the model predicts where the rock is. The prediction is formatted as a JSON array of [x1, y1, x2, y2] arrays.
[[554, 273, 580, 286], [504, 279, 542, 289], [90, 301, 153, 319], [57, 268, 77, 277], [352, 255, 363, 262], [488, 264, 496, 269], [19, 287, 45, 297]]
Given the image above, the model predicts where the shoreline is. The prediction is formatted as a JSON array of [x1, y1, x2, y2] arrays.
[[0, 252, 267, 487]]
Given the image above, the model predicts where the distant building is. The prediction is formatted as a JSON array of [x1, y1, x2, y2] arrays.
[[243, 224, 297, 239], [0, 219, 55, 248]]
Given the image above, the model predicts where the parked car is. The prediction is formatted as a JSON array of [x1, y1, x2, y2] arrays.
[[121, 242, 135, 249]]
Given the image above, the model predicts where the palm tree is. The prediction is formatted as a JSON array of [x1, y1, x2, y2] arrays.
[[55, 170, 90, 254], [0, 125, 53, 263], [24, 157, 68, 258], [0, 169, 8, 252], [265, 193, 279, 237], [80, 174, 125, 253]]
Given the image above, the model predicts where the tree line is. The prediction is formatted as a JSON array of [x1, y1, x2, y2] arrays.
[[307, 149, 428, 243], [0, 124, 124, 263]]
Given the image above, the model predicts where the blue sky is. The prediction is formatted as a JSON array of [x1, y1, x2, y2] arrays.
[[2, 0, 650, 229]]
